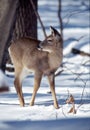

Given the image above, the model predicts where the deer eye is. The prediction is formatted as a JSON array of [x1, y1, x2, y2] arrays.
[[48, 39, 52, 42], [47, 39, 53, 44]]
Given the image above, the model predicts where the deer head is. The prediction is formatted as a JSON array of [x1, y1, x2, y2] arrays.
[[39, 26, 63, 53]]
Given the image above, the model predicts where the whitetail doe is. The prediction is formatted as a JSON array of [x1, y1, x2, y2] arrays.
[[9, 26, 63, 109]]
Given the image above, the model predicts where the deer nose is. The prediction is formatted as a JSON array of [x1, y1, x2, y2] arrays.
[[37, 42, 43, 50], [38, 42, 43, 49]]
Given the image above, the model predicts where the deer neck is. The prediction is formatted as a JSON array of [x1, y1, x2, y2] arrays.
[[48, 48, 63, 70]]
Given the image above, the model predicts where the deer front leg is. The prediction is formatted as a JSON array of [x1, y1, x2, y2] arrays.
[[30, 71, 42, 106], [47, 74, 59, 109]]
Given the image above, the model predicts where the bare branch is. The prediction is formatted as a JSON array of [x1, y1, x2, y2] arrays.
[[79, 80, 88, 105], [30, 0, 47, 38], [61, 105, 67, 117], [82, 60, 90, 65], [0, 86, 9, 93], [63, 65, 86, 85], [63, 65, 88, 111], [63, 10, 85, 28], [64, 35, 86, 42], [58, 0, 63, 38], [72, 48, 90, 57]]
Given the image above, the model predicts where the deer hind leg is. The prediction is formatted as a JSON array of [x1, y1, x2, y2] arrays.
[[30, 71, 42, 106], [14, 68, 25, 107], [47, 74, 59, 109]]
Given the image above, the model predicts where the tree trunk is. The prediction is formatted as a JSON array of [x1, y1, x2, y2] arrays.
[[0, 0, 38, 72], [13, 0, 37, 40], [0, 0, 19, 72]]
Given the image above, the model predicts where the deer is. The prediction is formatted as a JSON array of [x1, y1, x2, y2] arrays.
[[9, 26, 63, 109]]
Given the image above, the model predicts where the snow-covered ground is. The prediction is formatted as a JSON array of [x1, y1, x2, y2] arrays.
[[0, 0, 90, 130]]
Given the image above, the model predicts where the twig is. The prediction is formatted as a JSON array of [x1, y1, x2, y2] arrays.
[[55, 69, 64, 76], [30, 0, 47, 38], [74, 72, 84, 82], [79, 80, 88, 105], [72, 48, 90, 57], [61, 105, 67, 117], [82, 60, 90, 65], [63, 65, 85, 83], [75, 85, 89, 105], [58, 0, 63, 38], [64, 35, 86, 42], [63, 65, 88, 108], [63, 10, 85, 28]]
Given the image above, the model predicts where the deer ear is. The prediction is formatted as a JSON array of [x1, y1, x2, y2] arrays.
[[50, 26, 60, 36], [50, 26, 62, 42], [50, 26, 55, 36]]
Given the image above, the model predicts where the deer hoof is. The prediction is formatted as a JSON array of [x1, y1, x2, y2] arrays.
[[54, 104, 60, 109], [30, 102, 34, 106]]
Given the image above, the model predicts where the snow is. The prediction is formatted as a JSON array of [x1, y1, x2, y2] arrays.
[[0, 0, 90, 130], [0, 70, 9, 88]]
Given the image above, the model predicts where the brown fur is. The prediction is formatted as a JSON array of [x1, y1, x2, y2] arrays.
[[9, 26, 63, 109]]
